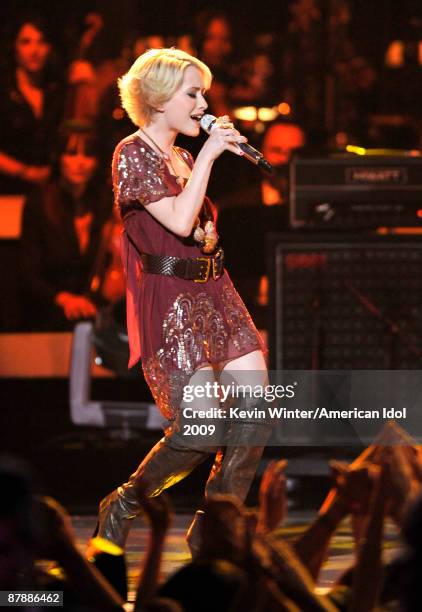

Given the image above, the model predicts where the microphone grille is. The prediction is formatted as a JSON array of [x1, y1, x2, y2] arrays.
[[200, 114, 216, 133]]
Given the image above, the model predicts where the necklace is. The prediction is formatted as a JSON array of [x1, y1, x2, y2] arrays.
[[138, 128, 218, 253], [139, 128, 186, 186]]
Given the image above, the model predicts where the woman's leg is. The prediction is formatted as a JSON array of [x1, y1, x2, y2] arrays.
[[97, 366, 221, 549], [186, 351, 273, 556], [96, 438, 211, 548], [204, 350, 272, 501]]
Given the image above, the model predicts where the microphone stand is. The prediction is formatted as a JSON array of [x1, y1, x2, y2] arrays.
[[343, 281, 422, 365]]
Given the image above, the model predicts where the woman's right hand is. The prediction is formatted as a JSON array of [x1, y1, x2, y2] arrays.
[[55, 291, 97, 320], [199, 115, 247, 162]]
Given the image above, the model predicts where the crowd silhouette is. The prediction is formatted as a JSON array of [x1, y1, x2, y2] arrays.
[[2, 422, 422, 610]]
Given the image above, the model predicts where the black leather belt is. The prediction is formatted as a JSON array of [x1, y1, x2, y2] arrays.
[[141, 247, 224, 282]]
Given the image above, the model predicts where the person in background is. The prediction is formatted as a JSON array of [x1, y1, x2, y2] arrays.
[[0, 454, 126, 609], [20, 125, 112, 331], [95, 31, 144, 169], [218, 120, 305, 327], [64, 11, 124, 124], [194, 10, 234, 118], [188, 10, 245, 200], [0, 17, 64, 195], [219, 120, 305, 210], [260, 120, 305, 206]]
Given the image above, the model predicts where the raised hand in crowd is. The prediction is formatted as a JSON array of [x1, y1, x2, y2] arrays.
[[32, 495, 125, 610], [347, 463, 388, 612], [32, 495, 76, 560], [133, 481, 172, 610], [257, 459, 288, 535], [196, 494, 336, 611], [380, 445, 422, 529], [199, 494, 250, 566], [350, 421, 422, 527], [292, 460, 376, 581]]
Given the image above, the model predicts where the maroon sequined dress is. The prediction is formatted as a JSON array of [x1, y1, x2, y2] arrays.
[[113, 132, 266, 429]]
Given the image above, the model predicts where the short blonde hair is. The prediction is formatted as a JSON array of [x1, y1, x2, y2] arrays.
[[118, 48, 212, 127]]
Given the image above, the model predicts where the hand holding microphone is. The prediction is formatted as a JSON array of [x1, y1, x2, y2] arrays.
[[199, 115, 248, 162], [200, 114, 273, 173]]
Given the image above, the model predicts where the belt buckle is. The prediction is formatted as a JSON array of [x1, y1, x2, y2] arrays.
[[194, 257, 211, 282], [212, 248, 224, 280]]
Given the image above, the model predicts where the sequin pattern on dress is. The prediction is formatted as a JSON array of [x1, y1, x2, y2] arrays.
[[143, 291, 228, 420], [114, 141, 168, 206], [143, 287, 262, 422], [221, 284, 262, 352]]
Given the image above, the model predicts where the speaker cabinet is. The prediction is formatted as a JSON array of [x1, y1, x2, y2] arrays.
[[268, 232, 422, 371], [290, 156, 422, 229], [267, 233, 422, 444]]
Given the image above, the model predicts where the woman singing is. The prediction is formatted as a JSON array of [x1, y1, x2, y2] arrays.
[[91, 48, 272, 560]]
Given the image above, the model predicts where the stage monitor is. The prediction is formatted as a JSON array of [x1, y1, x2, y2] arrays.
[[290, 154, 422, 229]]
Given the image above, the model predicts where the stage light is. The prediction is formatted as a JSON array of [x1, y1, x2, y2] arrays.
[[278, 102, 291, 115], [346, 146, 422, 158], [254, 121, 265, 134], [233, 106, 258, 121], [346, 145, 366, 156], [257, 106, 279, 121], [335, 132, 348, 147], [112, 108, 125, 120]]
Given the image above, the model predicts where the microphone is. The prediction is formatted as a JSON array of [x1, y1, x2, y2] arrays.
[[200, 114, 273, 173]]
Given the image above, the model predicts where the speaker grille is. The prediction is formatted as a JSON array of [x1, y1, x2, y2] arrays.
[[272, 235, 422, 371]]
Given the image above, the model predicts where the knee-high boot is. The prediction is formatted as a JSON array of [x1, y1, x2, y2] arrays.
[[204, 421, 272, 501], [186, 402, 273, 557], [96, 436, 212, 549]]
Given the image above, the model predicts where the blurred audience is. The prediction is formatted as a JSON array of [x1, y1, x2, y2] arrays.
[[0, 7, 418, 203], [376, 17, 422, 149], [394, 490, 422, 611], [230, 34, 281, 111], [65, 12, 123, 123], [0, 455, 125, 610], [95, 31, 141, 168], [160, 422, 421, 612], [0, 17, 64, 195], [20, 125, 112, 331], [194, 9, 234, 118], [220, 120, 306, 209], [3, 421, 422, 610], [127, 421, 421, 611]]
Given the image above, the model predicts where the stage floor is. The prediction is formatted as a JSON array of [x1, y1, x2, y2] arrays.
[[70, 511, 402, 603]]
